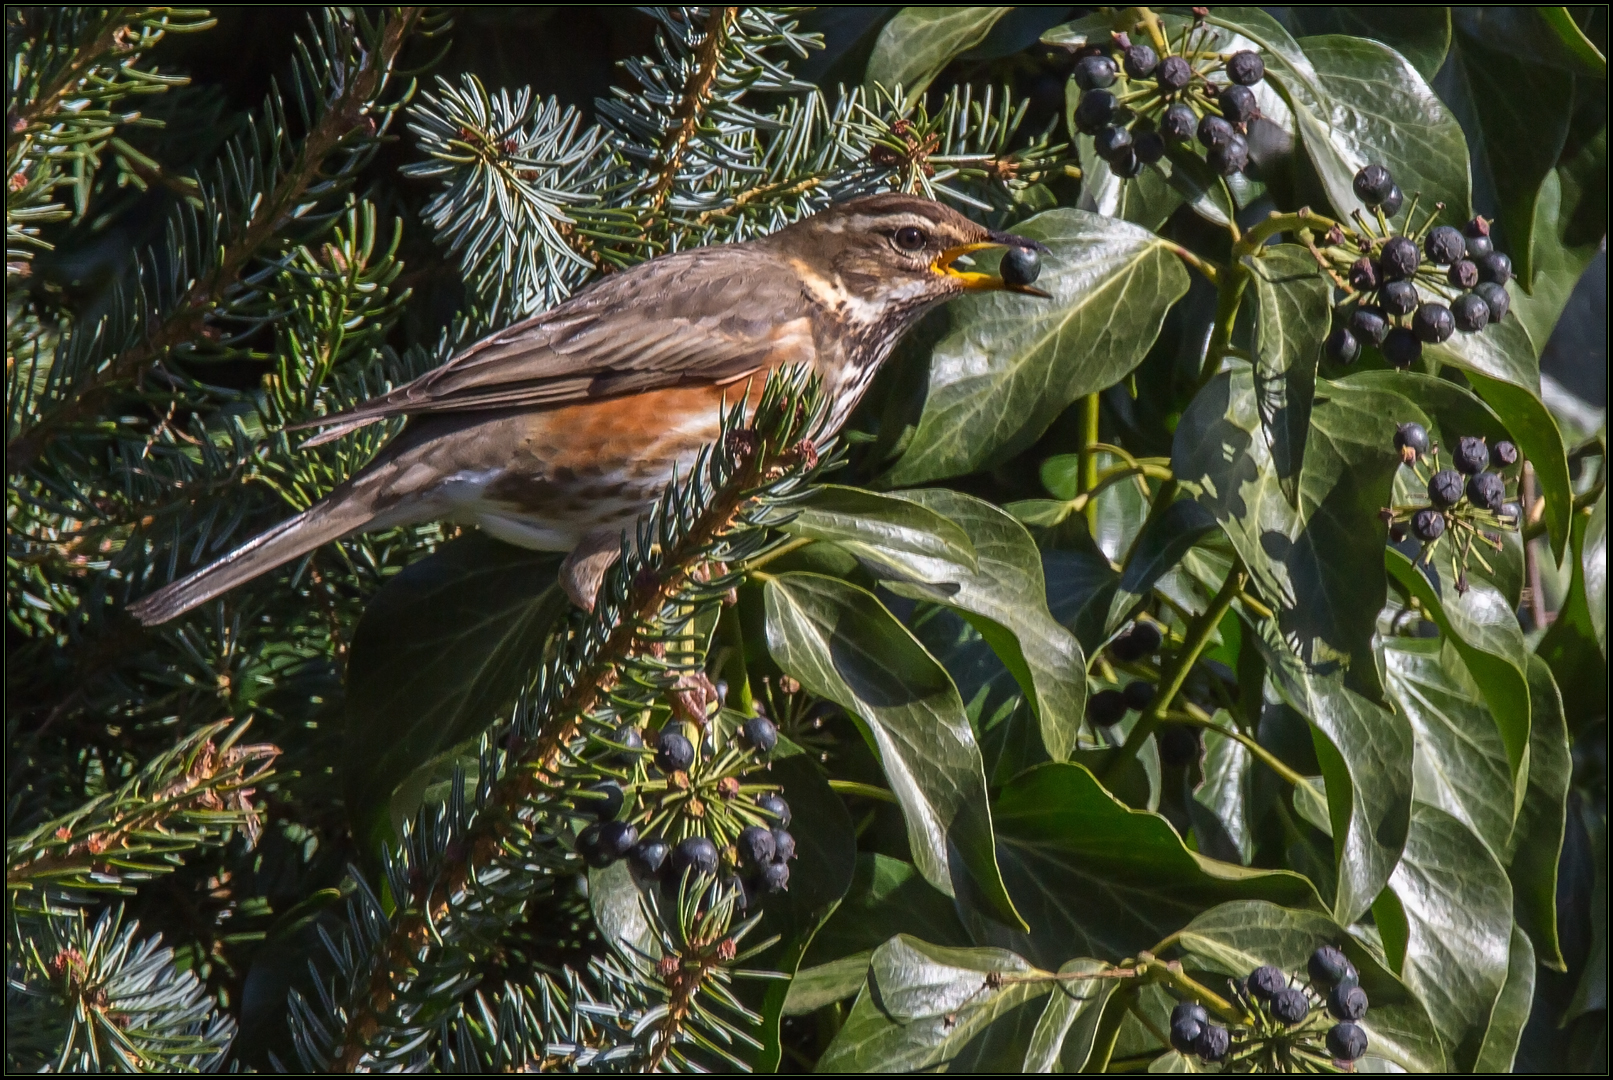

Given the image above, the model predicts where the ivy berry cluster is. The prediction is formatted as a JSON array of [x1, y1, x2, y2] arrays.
[[1385, 422, 1520, 589], [1323, 164, 1513, 370], [1071, 20, 1267, 179], [1087, 620, 1162, 732], [574, 688, 796, 909], [1170, 946, 1370, 1071]]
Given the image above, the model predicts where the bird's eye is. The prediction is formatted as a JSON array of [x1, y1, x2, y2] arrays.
[[893, 226, 927, 251]]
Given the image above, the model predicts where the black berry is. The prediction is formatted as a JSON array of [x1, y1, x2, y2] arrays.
[[1074, 54, 1117, 91], [1349, 305, 1389, 347], [598, 820, 639, 860], [1160, 102, 1196, 141], [1411, 302, 1454, 344], [1325, 327, 1361, 365], [1221, 84, 1257, 125], [611, 723, 645, 763], [1197, 114, 1234, 148], [1088, 689, 1127, 727], [1380, 236, 1419, 281], [1123, 680, 1156, 711], [1394, 422, 1429, 460], [1156, 55, 1192, 91], [1490, 440, 1518, 468], [1381, 184, 1404, 216], [1467, 471, 1506, 513], [1123, 44, 1159, 78], [1327, 1022, 1369, 1062], [1424, 225, 1466, 265], [1248, 965, 1286, 999], [1462, 216, 1493, 258], [1451, 291, 1490, 332], [737, 825, 776, 866], [1172, 1001, 1209, 1027], [756, 792, 791, 828], [723, 873, 753, 912], [1380, 280, 1417, 317], [1474, 281, 1510, 323], [1477, 251, 1512, 286], [1074, 90, 1117, 133], [1270, 987, 1311, 1025], [1453, 435, 1488, 475], [742, 715, 778, 755], [1227, 50, 1265, 85], [1110, 148, 1143, 178], [1501, 501, 1523, 523], [1348, 257, 1379, 292], [1328, 982, 1369, 1022], [1001, 246, 1042, 286], [1111, 620, 1163, 660], [577, 822, 605, 864], [1094, 124, 1133, 162], [1133, 130, 1165, 164], [1382, 327, 1421, 368], [582, 780, 624, 821], [1412, 508, 1446, 542], [1448, 259, 1479, 289], [1207, 132, 1248, 175], [631, 838, 671, 877], [1193, 1023, 1230, 1062], [1389, 521, 1408, 542], [1160, 724, 1200, 766], [1308, 945, 1357, 987], [1169, 1014, 1202, 1053], [671, 835, 719, 878], [1428, 468, 1466, 507], [771, 828, 796, 861], [1353, 164, 1394, 205], [760, 858, 791, 893], [656, 730, 695, 773]]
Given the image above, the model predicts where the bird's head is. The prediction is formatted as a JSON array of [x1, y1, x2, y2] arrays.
[[762, 193, 1051, 321]]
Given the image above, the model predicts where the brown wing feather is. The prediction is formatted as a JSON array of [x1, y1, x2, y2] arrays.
[[293, 244, 814, 445]]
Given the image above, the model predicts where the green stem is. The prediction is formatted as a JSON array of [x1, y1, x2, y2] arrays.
[[1167, 242, 1221, 286], [1167, 702, 1316, 794], [828, 780, 897, 804], [1196, 261, 1249, 391], [1104, 562, 1244, 783], [1079, 392, 1101, 532], [719, 602, 755, 717], [1234, 209, 1342, 258]]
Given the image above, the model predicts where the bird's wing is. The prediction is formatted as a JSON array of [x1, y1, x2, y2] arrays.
[[294, 245, 814, 445]]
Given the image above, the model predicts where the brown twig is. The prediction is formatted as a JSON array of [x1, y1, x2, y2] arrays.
[[644, 7, 739, 214]]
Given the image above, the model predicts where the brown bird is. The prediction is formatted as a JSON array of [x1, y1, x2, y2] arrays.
[[128, 193, 1048, 625]]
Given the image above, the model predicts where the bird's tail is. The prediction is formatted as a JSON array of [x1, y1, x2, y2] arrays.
[[127, 497, 376, 626]]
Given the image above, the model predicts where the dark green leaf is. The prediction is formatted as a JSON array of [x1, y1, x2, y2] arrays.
[[1105, 497, 1217, 636], [1173, 370, 1412, 692], [1537, 505, 1609, 724], [762, 572, 1024, 930], [342, 535, 566, 845], [1190, 724, 1255, 866], [1281, 7, 1451, 82], [1586, 488, 1607, 656], [1382, 638, 1515, 859], [780, 483, 978, 580], [1170, 899, 1447, 1071], [1509, 126, 1607, 357], [973, 762, 1319, 968], [863, 6, 1010, 95], [1250, 620, 1415, 924], [878, 489, 1086, 761], [1386, 802, 1515, 1070], [1039, 11, 1116, 48], [1022, 958, 1113, 1072], [888, 208, 1190, 484], [1247, 245, 1330, 503], [1507, 656, 1572, 969], [1385, 548, 1530, 781], [816, 935, 1050, 1072], [1473, 924, 1537, 1071]]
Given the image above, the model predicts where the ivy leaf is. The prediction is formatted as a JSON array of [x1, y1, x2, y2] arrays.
[[341, 535, 566, 846], [781, 483, 978, 582], [1282, 8, 1452, 82], [1472, 926, 1537, 1072], [1172, 370, 1414, 694], [1508, 126, 1607, 357], [762, 572, 1025, 930], [1251, 620, 1415, 925], [816, 936, 1051, 1072], [1381, 802, 1515, 1070], [1104, 497, 1217, 636], [1189, 725, 1255, 866], [887, 208, 1190, 485], [1247, 245, 1330, 503], [1385, 548, 1530, 782], [863, 6, 1010, 96], [970, 762, 1319, 968], [1585, 487, 1607, 656], [1382, 638, 1516, 860], [1508, 657, 1572, 969], [878, 489, 1087, 762], [1537, 503, 1608, 723], [1170, 900, 1446, 1072], [1022, 959, 1114, 1073], [1072, 117, 1181, 229]]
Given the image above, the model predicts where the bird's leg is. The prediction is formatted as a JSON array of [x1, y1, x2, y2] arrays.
[[560, 529, 625, 611]]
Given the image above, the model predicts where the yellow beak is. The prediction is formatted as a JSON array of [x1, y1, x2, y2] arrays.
[[932, 241, 1051, 297]]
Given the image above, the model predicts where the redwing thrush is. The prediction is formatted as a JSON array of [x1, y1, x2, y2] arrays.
[[128, 193, 1048, 624]]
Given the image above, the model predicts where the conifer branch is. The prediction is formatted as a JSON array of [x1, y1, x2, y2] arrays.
[[645, 6, 738, 214]]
